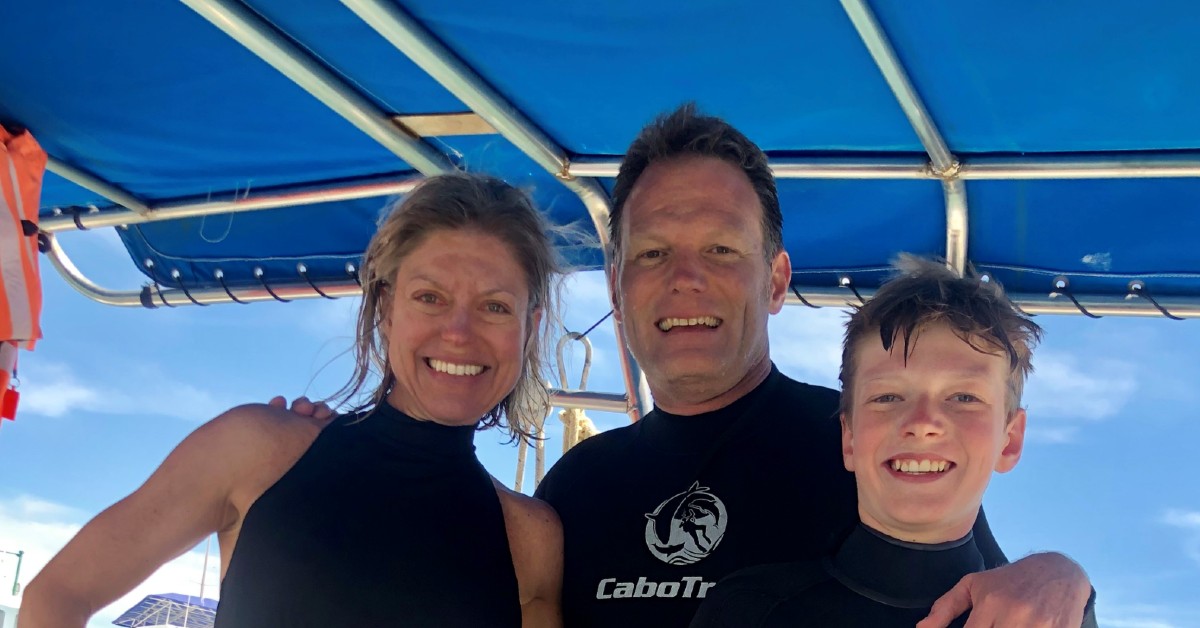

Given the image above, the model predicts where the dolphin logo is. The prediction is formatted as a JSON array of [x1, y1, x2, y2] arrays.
[[644, 482, 728, 565]]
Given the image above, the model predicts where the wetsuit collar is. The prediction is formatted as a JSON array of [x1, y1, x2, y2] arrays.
[[351, 399, 478, 461], [638, 364, 783, 454], [824, 523, 984, 609]]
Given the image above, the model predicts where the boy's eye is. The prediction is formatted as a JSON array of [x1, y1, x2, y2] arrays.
[[951, 393, 982, 403], [638, 249, 664, 260], [870, 394, 901, 403], [711, 245, 734, 255]]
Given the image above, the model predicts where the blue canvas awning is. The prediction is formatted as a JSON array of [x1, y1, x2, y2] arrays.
[[5, 1, 1200, 415], [7, 0, 1200, 310]]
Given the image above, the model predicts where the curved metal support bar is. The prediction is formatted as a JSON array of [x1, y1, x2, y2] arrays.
[[46, 157, 151, 215], [41, 176, 422, 233], [943, 179, 968, 275], [43, 233, 146, 306], [45, 233, 362, 307], [575, 153, 1200, 181], [569, 155, 936, 180], [340, 0, 567, 177], [548, 389, 629, 414], [840, 0, 954, 174], [959, 154, 1200, 180], [568, 177, 653, 420], [180, 0, 452, 175], [784, 285, 1200, 318]]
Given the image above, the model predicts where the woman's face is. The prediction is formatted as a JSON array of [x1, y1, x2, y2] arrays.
[[381, 228, 535, 426]]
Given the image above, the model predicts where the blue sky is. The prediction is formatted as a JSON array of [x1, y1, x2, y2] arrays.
[[1, 227, 1198, 627]]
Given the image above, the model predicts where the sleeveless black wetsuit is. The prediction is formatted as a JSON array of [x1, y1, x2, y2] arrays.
[[535, 365, 1008, 628], [216, 402, 521, 627], [690, 524, 1098, 627]]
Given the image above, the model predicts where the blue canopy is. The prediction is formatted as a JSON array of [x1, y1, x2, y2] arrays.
[[113, 593, 217, 628], [5, 0, 1200, 311]]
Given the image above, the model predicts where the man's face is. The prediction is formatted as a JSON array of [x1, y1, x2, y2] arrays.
[[841, 323, 1026, 543], [612, 156, 789, 411]]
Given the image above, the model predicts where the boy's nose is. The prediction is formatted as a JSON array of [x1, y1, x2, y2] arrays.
[[901, 398, 946, 438]]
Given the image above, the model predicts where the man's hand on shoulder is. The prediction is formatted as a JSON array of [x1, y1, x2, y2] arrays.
[[268, 395, 336, 422], [919, 552, 1091, 628]]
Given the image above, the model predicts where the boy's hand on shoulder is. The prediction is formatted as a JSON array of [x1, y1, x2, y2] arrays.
[[268, 395, 336, 422], [918, 552, 1090, 628]]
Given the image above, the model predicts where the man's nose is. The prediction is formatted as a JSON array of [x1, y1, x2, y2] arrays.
[[668, 252, 708, 293]]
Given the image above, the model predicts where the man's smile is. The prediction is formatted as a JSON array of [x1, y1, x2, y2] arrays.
[[655, 316, 722, 332]]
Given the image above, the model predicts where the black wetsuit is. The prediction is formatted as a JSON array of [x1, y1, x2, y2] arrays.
[[535, 365, 1008, 627], [690, 524, 1098, 627], [216, 402, 521, 627]]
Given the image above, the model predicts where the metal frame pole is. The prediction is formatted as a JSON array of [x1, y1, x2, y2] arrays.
[[0, 549, 22, 596], [839, 0, 954, 175], [341, 0, 651, 419], [42, 233, 364, 307], [41, 175, 421, 233], [943, 179, 968, 273], [839, 0, 967, 274], [568, 155, 937, 180], [179, 0, 453, 175], [572, 152, 1200, 181], [785, 285, 1200, 318], [46, 158, 151, 215]]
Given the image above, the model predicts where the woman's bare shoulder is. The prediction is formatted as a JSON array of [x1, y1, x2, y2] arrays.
[[492, 478, 561, 533]]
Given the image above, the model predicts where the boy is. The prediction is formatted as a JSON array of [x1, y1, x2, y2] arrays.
[[690, 255, 1097, 627]]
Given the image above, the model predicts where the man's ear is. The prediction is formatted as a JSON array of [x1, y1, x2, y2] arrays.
[[608, 261, 623, 323], [840, 412, 855, 473], [995, 408, 1027, 473], [768, 250, 791, 315]]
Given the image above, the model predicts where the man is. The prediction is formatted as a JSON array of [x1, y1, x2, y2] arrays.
[[534, 104, 1092, 627]]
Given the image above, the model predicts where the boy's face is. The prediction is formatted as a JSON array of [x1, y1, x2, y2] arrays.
[[841, 322, 1026, 543]]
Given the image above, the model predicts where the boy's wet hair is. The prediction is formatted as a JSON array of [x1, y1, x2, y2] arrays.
[[839, 254, 1043, 416]]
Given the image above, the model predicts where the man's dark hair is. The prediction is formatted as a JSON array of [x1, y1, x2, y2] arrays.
[[609, 103, 782, 261]]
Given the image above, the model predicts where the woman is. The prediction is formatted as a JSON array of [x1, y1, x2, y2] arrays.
[[22, 174, 564, 627]]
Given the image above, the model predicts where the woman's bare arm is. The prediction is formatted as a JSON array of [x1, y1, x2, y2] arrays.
[[494, 480, 564, 628], [20, 404, 317, 627]]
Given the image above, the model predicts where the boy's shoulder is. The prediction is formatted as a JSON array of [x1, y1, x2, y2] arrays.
[[690, 560, 831, 628]]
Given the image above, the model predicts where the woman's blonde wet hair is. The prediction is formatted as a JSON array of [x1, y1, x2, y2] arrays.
[[334, 173, 562, 441]]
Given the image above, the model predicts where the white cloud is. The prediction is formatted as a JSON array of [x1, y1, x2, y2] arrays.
[[1016, 350, 1139, 444], [768, 307, 848, 388], [1104, 619, 1178, 628], [19, 359, 231, 422], [1024, 351, 1137, 422], [1025, 426, 1080, 444], [0, 495, 220, 627], [294, 296, 362, 342], [1162, 509, 1200, 566]]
